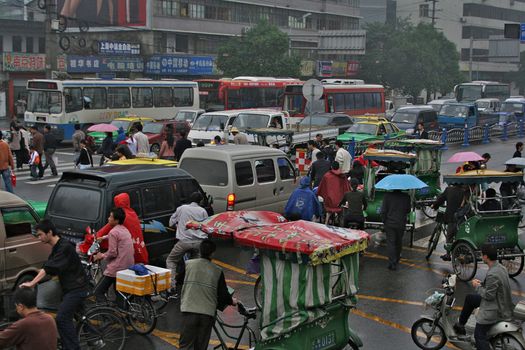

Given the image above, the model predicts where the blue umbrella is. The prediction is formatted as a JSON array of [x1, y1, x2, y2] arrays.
[[375, 174, 429, 191]]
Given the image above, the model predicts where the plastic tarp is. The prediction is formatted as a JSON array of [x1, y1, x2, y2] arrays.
[[444, 170, 524, 185]]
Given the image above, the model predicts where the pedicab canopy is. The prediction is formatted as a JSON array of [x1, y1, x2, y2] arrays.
[[362, 148, 417, 163], [443, 170, 524, 185]]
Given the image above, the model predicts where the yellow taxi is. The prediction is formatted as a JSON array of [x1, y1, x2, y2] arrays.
[[89, 116, 155, 145]]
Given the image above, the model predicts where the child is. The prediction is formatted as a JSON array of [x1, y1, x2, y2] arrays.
[[28, 145, 40, 181]]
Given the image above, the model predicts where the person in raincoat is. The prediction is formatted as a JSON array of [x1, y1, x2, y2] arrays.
[[284, 176, 321, 221], [317, 161, 350, 224], [95, 193, 149, 264], [115, 127, 126, 144]]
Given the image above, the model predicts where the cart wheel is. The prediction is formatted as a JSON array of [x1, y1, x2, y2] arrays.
[[500, 254, 524, 278], [254, 275, 263, 310], [127, 296, 157, 335], [451, 242, 477, 282], [411, 318, 447, 350], [426, 223, 442, 260]]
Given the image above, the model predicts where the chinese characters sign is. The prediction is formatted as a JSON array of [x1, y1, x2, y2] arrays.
[[67, 56, 144, 73], [99, 41, 141, 55], [2, 53, 46, 72], [145, 55, 214, 75]]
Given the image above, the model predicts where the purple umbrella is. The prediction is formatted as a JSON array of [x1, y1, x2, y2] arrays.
[[447, 151, 484, 163], [87, 123, 118, 132]]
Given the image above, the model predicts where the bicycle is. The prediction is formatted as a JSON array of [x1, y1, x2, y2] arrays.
[[425, 207, 447, 260], [213, 302, 258, 350]]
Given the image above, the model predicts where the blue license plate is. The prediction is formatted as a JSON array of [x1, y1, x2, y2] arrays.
[[312, 330, 336, 350]]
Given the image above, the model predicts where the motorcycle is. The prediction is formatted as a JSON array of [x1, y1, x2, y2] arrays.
[[411, 274, 525, 350]]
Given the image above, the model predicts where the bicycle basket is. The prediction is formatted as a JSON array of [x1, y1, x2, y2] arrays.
[[424, 289, 445, 309]]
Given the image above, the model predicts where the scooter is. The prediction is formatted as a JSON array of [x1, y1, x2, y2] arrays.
[[411, 274, 525, 350]]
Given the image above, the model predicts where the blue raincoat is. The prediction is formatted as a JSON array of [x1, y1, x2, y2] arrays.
[[284, 176, 322, 221], [115, 127, 126, 144]]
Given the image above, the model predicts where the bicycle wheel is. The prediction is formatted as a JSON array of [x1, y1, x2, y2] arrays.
[[411, 318, 447, 350], [422, 205, 437, 219], [426, 224, 442, 260], [451, 242, 478, 282], [78, 307, 126, 350], [127, 295, 157, 335], [500, 254, 525, 278], [254, 275, 263, 310], [151, 291, 169, 312]]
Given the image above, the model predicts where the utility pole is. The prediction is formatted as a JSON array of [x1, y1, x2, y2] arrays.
[[469, 35, 473, 82], [45, 1, 58, 78], [430, 0, 438, 27]]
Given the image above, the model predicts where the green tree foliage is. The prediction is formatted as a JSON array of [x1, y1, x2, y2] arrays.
[[217, 21, 301, 77], [359, 20, 462, 99]]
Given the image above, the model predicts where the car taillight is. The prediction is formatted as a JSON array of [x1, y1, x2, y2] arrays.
[[227, 193, 235, 211]]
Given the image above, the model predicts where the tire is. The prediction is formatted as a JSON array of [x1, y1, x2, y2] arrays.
[[426, 224, 442, 260], [451, 242, 478, 282], [78, 38, 87, 48], [254, 275, 263, 310], [78, 307, 126, 350], [422, 205, 437, 219], [411, 318, 447, 350], [491, 333, 525, 350], [501, 254, 525, 278], [59, 36, 70, 51], [150, 143, 160, 154], [126, 296, 157, 335]]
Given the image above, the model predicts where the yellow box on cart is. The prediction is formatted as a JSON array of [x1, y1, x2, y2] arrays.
[[116, 265, 171, 296]]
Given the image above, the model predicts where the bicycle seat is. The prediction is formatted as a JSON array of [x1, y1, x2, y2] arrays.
[[237, 302, 257, 320]]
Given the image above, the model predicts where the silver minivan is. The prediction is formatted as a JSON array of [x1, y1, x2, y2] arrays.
[[178, 145, 298, 213]]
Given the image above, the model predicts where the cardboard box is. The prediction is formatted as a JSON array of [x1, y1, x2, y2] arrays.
[[116, 265, 171, 296]]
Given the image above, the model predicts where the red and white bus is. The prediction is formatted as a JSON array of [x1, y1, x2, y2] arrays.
[[196, 77, 302, 111], [283, 83, 386, 118]]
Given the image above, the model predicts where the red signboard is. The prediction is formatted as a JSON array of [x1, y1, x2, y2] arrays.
[[346, 61, 360, 77], [2, 53, 46, 72]]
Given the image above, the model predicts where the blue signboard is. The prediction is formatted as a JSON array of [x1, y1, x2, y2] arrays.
[[67, 55, 144, 73], [145, 55, 214, 75], [98, 41, 141, 55], [521, 23, 525, 43]]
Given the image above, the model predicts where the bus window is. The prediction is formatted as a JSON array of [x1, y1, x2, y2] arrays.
[[334, 94, 345, 111], [173, 87, 193, 107], [345, 93, 355, 110], [64, 87, 83, 113], [27, 90, 62, 114], [108, 88, 131, 109], [132, 87, 152, 108], [153, 87, 173, 107], [227, 89, 241, 109], [83, 87, 107, 109], [373, 93, 382, 109], [354, 93, 364, 109], [365, 93, 375, 109]]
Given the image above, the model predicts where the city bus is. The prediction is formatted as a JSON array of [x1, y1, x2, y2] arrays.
[[196, 77, 302, 111], [24, 79, 199, 142], [283, 83, 386, 119], [454, 81, 510, 103]]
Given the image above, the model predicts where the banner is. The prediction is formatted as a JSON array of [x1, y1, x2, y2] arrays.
[[67, 55, 144, 73], [99, 41, 141, 55], [347, 61, 360, 77], [2, 53, 46, 72], [300, 60, 315, 77], [316, 60, 332, 78], [332, 61, 347, 76], [145, 55, 214, 75], [57, 0, 147, 28]]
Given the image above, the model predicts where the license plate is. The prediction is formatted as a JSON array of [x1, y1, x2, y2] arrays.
[[311, 330, 336, 350]]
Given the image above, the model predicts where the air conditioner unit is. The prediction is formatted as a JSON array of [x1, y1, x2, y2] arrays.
[[460, 17, 467, 23]]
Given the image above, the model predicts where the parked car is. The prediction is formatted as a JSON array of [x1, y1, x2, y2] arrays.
[[88, 116, 154, 146], [143, 120, 190, 154], [498, 98, 525, 125], [45, 165, 213, 260], [391, 106, 438, 135], [174, 109, 205, 127], [298, 113, 353, 134], [337, 120, 405, 143], [475, 98, 500, 112], [427, 98, 456, 112], [0, 191, 50, 292]]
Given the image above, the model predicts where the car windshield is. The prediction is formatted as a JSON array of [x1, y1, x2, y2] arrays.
[[192, 114, 229, 131], [391, 112, 418, 124], [439, 105, 469, 118], [175, 111, 196, 122], [476, 101, 490, 108], [501, 103, 524, 113], [110, 120, 131, 130], [143, 123, 164, 134], [346, 123, 377, 134], [27, 90, 62, 114], [299, 116, 332, 126], [232, 113, 270, 129]]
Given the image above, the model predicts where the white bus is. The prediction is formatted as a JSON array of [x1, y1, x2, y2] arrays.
[[24, 79, 199, 141], [454, 81, 510, 103]]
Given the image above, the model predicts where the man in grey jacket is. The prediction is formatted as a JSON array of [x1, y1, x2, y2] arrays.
[[454, 244, 514, 349]]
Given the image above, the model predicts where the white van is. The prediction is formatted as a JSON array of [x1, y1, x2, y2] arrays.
[[178, 145, 297, 213], [475, 98, 500, 112]]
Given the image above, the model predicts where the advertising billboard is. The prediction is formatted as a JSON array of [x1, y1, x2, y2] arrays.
[[57, 0, 147, 28]]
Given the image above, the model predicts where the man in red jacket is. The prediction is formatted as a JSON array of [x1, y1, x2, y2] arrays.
[[96, 193, 149, 264], [317, 161, 350, 224]]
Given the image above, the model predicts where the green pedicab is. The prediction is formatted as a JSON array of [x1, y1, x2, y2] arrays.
[[442, 170, 525, 281]]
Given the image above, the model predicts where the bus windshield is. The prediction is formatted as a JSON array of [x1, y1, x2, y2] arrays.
[[501, 103, 525, 113], [283, 94, 303, 112], [232, 113, 270, 130], [456, 85, 482, 102], [27, 90, 62, 114], [192, 114, 229, 131], [440, 104, 469, 118]]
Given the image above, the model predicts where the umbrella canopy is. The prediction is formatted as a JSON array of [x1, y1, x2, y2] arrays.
[[186, 211, 287, 238], [87, 123, 118, 132], [375, 174, 428, 191], [505, 157, 525, 168], [447, 151, 483, 163]]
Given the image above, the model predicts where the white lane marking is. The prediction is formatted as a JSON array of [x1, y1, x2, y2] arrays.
[[17, 166, 77, 181], [25, 177, 61, 185]]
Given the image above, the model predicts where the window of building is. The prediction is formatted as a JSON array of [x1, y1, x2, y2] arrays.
[[12, 36, 22, 52], [0, 36, 3, 52], [157, 0, 178, 16], [462, 26, 504, 39], [26, 37, 33, 53], [463, 3, 525, 22], [131, 87, 153, 108], [176, 34, 188, 52], [217, 6, 231, 21], [205, 5, 217, 19], [180, 2, 188, 17], [419, 4, 429, 18], [107, 87, 131, 108], [189, 4, 205, 18], [38, 37, 45, 53], [83, 87, 107, 109]]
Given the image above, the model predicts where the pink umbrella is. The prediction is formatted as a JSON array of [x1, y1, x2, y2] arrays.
[[447, 151, 484, 163], [87, 123, 118, 132]]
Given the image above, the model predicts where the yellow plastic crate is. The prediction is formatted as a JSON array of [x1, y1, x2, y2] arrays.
[[116, 265, 171, 296]]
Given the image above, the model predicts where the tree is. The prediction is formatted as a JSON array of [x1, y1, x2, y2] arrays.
[[217, 21, 301, 77], [359, 20, 462, 100]]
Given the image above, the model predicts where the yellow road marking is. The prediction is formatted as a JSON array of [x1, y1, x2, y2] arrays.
[[364, 252, 447, 276], [359, 294, 462, 311], [213, 259, 258, 280]]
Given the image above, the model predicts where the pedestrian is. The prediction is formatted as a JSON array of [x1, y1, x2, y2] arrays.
[[231, 127, 248, 145], [314, 133, 323, 148], [284, 176, 322, 221], [43, 125, 58, 177], [166, 192, 209, 293], [415, 122, 428, 139], [92, 208, 135, 302], [94, 193, 149, 265], [159, 131, 176, 160], [20, 219, 88, 350], [71, 124, 85, 164], [340, 178, 367, 229], [179, 239, 237, 350], [453, 244, 514, 350], [28, 145, 41, 180], [132, 123, 149, 154], [9, 123, 24, 170], [500, 164, 520, 209], [0, 130, 14, 193], [381, 189, 411, 271], [98, 132, 114, 166], [513, 142, 523, 158], [75, 140, 93, 170], [335, 140, 352, 174], [28, 126, 44, 179], [309, 151, 331, 188], [432, 184, 465, 260], [321, 139, 335, 163], [175, 131, 192, 161], [307, 140, 320, 162], [126, 128, 138, 156], [0, 287, 57, 350], [213, 135, 223, 145], [348, 160, 365, 185], [317, 161, 350, 225], [114, 144, 133, 160]]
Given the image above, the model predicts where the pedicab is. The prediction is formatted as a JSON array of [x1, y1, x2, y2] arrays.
[[440, 169, 525, 281], [187, 211, 370, 350]]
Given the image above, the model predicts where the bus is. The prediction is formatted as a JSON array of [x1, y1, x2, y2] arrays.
[[24, 79, 199, 142], [454, 81, 510, 103], [196, 77, 302, 111], [283, 83, 386, 119]]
